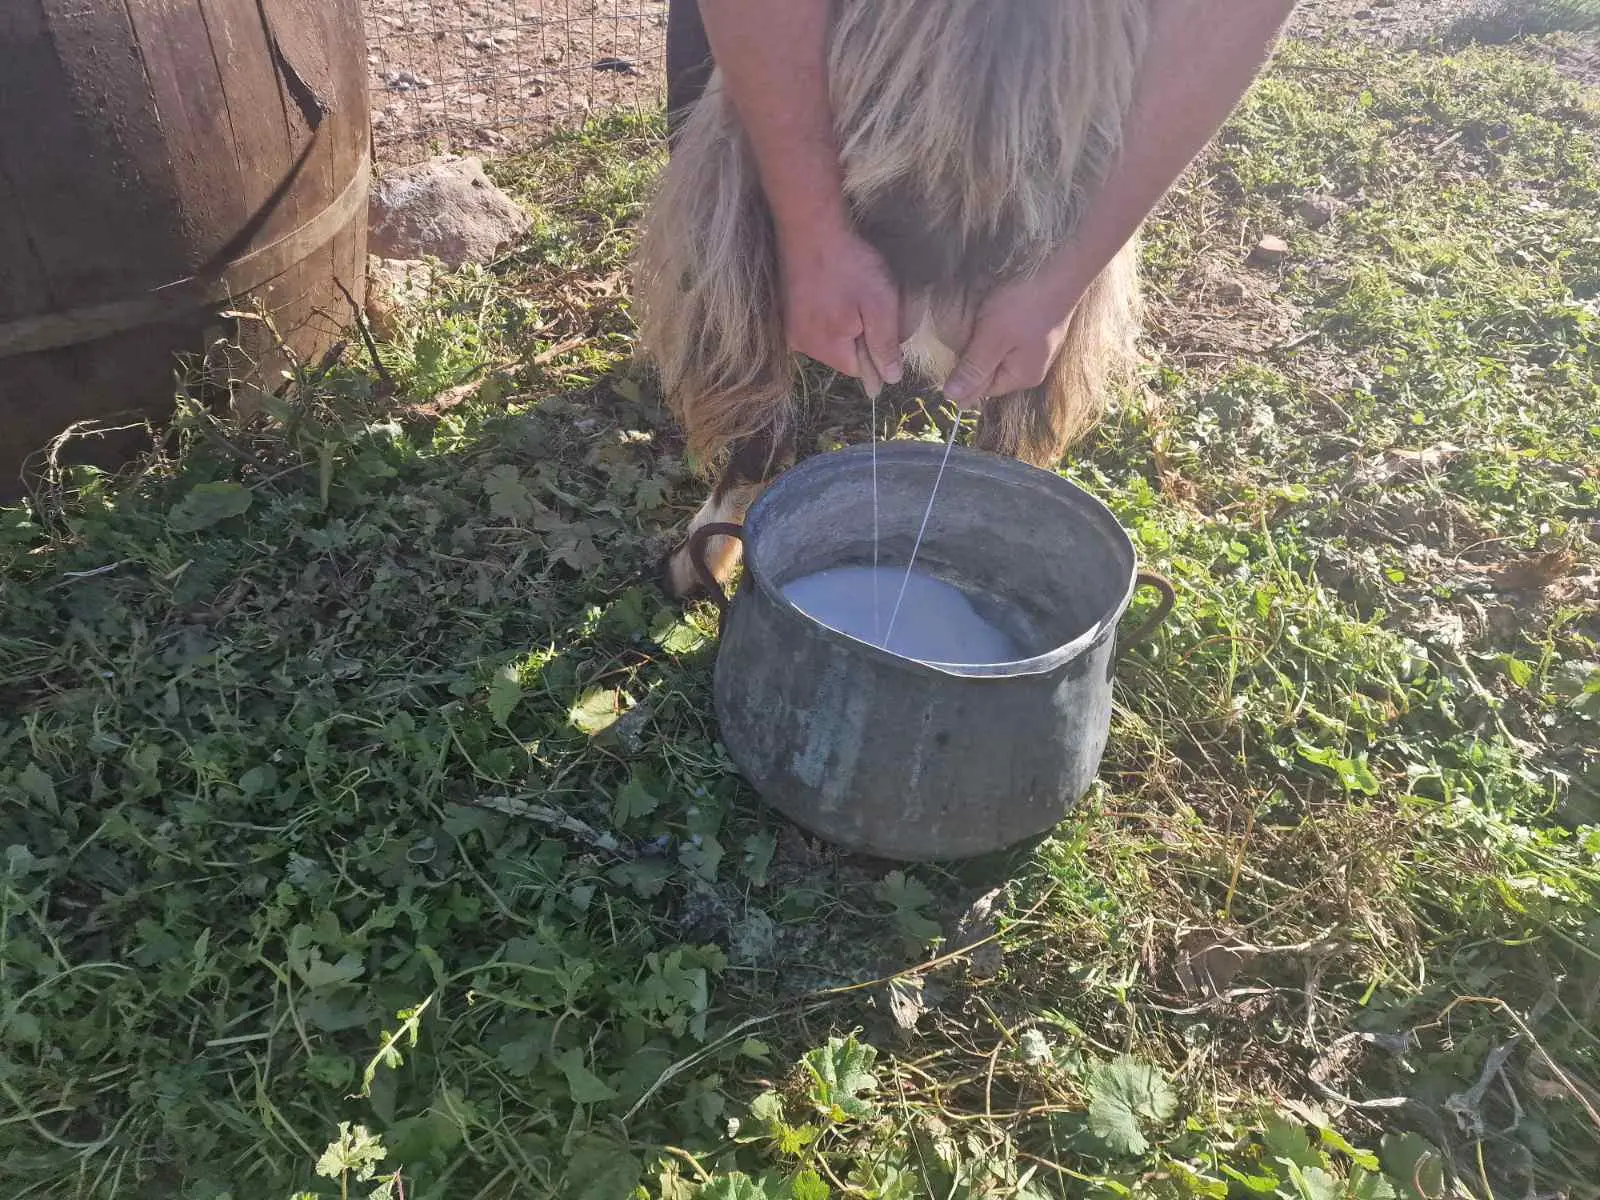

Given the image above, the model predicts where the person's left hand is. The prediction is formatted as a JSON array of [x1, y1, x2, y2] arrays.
[[940, 268, 1084, 408]]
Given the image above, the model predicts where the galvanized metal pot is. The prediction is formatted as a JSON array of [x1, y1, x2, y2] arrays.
[[688, 442, 1173, 862]]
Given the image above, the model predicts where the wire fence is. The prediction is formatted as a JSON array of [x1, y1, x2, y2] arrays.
[[365, 0, 667, 165]]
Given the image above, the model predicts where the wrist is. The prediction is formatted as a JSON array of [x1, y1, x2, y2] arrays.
[[761, 153, 852, 251], [771, 190, 852, 253], [1037, 243, 1094, 312]]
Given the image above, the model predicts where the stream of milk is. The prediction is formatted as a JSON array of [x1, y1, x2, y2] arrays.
[[782, 565, 1020, 664]]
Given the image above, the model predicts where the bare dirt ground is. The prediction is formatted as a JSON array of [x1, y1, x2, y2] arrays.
[[364, 0, 668, 163], [361, 0, 1597, 168], [1292, 0, 1478, 43], [1293, 0, 1600, 84]]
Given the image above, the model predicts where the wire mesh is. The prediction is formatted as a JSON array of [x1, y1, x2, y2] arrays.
[[365, 0, 667, 164]]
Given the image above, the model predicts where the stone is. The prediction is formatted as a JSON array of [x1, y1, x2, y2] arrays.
[[1248, 234, 1291, 267], [382, 69, 432, 92], [364, 256, 437, 341], [1299, 194, 1344, 228], [466, 29, 518, 52], [367, 155, 531, 268]]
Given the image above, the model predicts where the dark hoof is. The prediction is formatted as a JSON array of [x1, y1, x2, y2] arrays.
[[658, 539, 706, 603]]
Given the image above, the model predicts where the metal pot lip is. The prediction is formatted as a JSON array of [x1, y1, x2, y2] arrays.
[[740, 443, 1141, 679]]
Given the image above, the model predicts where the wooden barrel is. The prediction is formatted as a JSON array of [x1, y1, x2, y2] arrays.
[[0, 0, 369, 497]]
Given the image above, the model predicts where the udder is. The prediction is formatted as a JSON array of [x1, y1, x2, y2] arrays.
[[898, 292, 976, 387]]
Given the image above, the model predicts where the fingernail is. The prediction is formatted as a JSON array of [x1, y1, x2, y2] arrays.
[[884, 361, 903, 385], [942, 380, 968, 402]]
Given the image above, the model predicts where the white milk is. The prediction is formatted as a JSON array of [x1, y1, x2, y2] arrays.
[[781, 565, 1020, 664]]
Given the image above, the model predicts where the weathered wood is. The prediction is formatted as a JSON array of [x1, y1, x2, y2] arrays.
[[4, 3, 175, 301], [0, 158, 369, 357], [0, 0, 370, 497]]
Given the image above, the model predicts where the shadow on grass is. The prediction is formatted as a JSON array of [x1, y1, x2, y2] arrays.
[[1442, 0, 1600, 44]]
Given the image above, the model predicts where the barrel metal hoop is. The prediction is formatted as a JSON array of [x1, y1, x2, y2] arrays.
[[0, 151, 370, 359]]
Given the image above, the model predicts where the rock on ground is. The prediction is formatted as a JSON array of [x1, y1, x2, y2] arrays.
[[364, 255, 438, 341], [1249, 235, 1292, 268], [367, 155, 530, 268]]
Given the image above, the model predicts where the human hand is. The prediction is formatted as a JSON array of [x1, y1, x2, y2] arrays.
[[778, 221, 903, 387], [941, 269, 1084, 408]]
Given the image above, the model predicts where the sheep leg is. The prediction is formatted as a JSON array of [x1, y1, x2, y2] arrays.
[[661, 427, 795, 601]]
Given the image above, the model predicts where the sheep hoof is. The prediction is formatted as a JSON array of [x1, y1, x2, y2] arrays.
[[659, 541, 707, 602]]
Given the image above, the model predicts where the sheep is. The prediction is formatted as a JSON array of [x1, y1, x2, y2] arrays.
[[634, 0, 1149, 598]]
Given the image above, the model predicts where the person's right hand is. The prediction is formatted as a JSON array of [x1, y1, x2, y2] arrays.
[[777, 221, 903, 387]]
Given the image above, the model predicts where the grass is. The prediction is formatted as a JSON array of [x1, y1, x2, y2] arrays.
[[2, 29, 1599, 1200], [1443, 0, 1600, 43]]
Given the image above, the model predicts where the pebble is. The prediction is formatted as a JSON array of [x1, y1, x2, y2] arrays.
[[1249, 234, 1291, 267], [1300, 195, 1344, 228], [384, 69, 433, 92]]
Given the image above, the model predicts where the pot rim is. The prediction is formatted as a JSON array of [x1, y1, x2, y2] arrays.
[[740, 442, 1141, 679]]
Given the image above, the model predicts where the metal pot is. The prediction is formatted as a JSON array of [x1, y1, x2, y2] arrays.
[[688, 442, 1173, 862]]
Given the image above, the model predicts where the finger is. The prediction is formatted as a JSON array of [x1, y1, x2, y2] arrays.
[[984, 355, 1042, 401], [789, 329, 862, 378], [942, 332, 1006, 408], [860, 288, 903, 386]]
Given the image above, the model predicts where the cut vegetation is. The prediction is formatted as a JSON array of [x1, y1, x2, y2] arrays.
[[2, 31, 1598, 1200]]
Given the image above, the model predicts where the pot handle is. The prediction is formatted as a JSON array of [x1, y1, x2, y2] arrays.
[[685, 522, 747, 617], [1120, 571, 1177, 649]]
